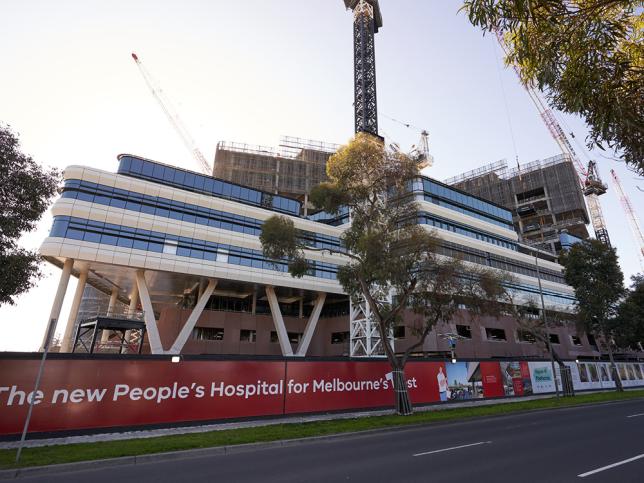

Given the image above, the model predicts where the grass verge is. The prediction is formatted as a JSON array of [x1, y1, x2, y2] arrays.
[[2, 389, 643, 470]]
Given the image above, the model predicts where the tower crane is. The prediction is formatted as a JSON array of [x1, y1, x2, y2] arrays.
[[609, 170, 644, 271], [381, 113, 433, 169], [495, 34, 611, 246], [131, 53, 212, 175]]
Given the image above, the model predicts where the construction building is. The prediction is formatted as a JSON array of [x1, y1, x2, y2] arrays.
[[446, 155, 590, 255], [37, 153, 609, 362], [212, 137, 338, 204]]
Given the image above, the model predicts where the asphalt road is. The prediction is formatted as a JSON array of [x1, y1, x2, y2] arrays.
[[17, 398, 644, 483]]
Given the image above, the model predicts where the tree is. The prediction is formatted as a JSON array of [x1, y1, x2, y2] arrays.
[[610, 274, 644, 350], [559, 239, 625, 390], [260, 134, 510, 415], [462, 1, 643, 175], [0, 124, 60, 305]]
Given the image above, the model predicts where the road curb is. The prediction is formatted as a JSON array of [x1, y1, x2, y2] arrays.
[[2, 395, 643, 479]]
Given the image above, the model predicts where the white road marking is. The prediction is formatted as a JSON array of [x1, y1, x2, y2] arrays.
[[626, 413, 644, 418], [413, 441, 492, 457], [578, 454, 644, 478]]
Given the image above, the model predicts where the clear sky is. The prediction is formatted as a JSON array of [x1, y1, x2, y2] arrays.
[[1, 0, 641, 351]]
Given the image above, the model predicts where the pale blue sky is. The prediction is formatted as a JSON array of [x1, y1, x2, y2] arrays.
[[1, 0, 641, 351]]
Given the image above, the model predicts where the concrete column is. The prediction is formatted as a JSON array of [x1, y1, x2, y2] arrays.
[[296, 292, 326, 357], [266, 285, 293, 356], [299, 297, 304, 319], [124, 286, 139, 345], [101, 287, 119, 343], [128, 287, 139, 315], [251, 291, 257, 315], [59, 264, 89, 353], [169, 279, 217, 354], [40, 258, 74, 351], [136, 270, 164, 354]]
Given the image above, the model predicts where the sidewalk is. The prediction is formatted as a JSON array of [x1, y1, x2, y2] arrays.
[[0, 394, 554, 450]]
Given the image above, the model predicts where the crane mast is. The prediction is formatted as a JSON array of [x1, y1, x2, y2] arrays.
[[609, 170, 644, 271], [495, 33, 611, 246], [131, 53, 212, 175]]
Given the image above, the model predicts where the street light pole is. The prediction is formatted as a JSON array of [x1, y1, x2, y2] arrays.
[[15, 317, 58, 463], [534, 251, 560, 397]]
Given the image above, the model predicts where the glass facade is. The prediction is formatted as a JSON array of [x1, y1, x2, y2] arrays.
[[61, 179, 343, 252], [49, 216, 338, 280], [411, 178, 514, 230], [418, 212, 517, 251], [117, 155, 301, 216], [307, 207, 350, 226], [437, 241, 566, 284]]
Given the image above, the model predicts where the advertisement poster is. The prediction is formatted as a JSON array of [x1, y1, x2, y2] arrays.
[[444, 362, 483, 401], [0, 359, 286, 435], [1, 356, 642, 436], [528, 362, 557, 393], [499, 361, 533, 396], [479, 362, 505, 398], [283, 361, 445, 414]]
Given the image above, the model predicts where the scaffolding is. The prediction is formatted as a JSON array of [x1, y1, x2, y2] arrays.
[[213, 136, 339, 200], [447, 155, 590, 254]]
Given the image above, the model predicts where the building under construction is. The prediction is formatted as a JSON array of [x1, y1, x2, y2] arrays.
[[213, 137, 339, 203], [446, 155, 590, 254]]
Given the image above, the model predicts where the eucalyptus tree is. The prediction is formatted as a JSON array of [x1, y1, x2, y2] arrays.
[[261, 134, 509, 414], [0, 124, 60, 305], [463, 0, 643, 173]]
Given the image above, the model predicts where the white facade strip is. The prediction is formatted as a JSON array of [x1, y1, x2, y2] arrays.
[[50, 198, 348, 267], [63, 166, 343, 237], [417, 199, 518, 240], [40, 237, 343, 295]]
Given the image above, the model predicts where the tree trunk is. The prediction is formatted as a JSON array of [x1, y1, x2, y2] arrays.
[[392, 366, 413, 416], [602, 329, 624, 392]]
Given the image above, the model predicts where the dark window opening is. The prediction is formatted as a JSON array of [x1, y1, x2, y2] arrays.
[[587, 334, 598, 348], [270, 331, 302, 344], [549, 333, 560, 344], [456, 324, 472, 339], [517, 330, 536, 343], [571, 335, 582, 346], [331, 331, 350, 344], [240, 329, 256, 342], [394, 326, 406, 339], [193, 327, 224, 341], [485, 328, 506, 341]]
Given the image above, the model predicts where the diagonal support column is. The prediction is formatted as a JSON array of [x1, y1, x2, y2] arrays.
[[296, 292, 326, 356], [101, 287, 119, 343], [168, 279, 217, 354], [40, 258, 74, 351], [60, 264, 89, 352], [265, 286, 293, 356], [135, 270, 164, 354]]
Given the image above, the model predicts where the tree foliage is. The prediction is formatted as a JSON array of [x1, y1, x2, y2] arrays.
[[0, 124, 60, 305], [610, 274, 644, 349], [463, 1, 644, 174], [260, 133, 512, 414], [559, 239, 625, 389]]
